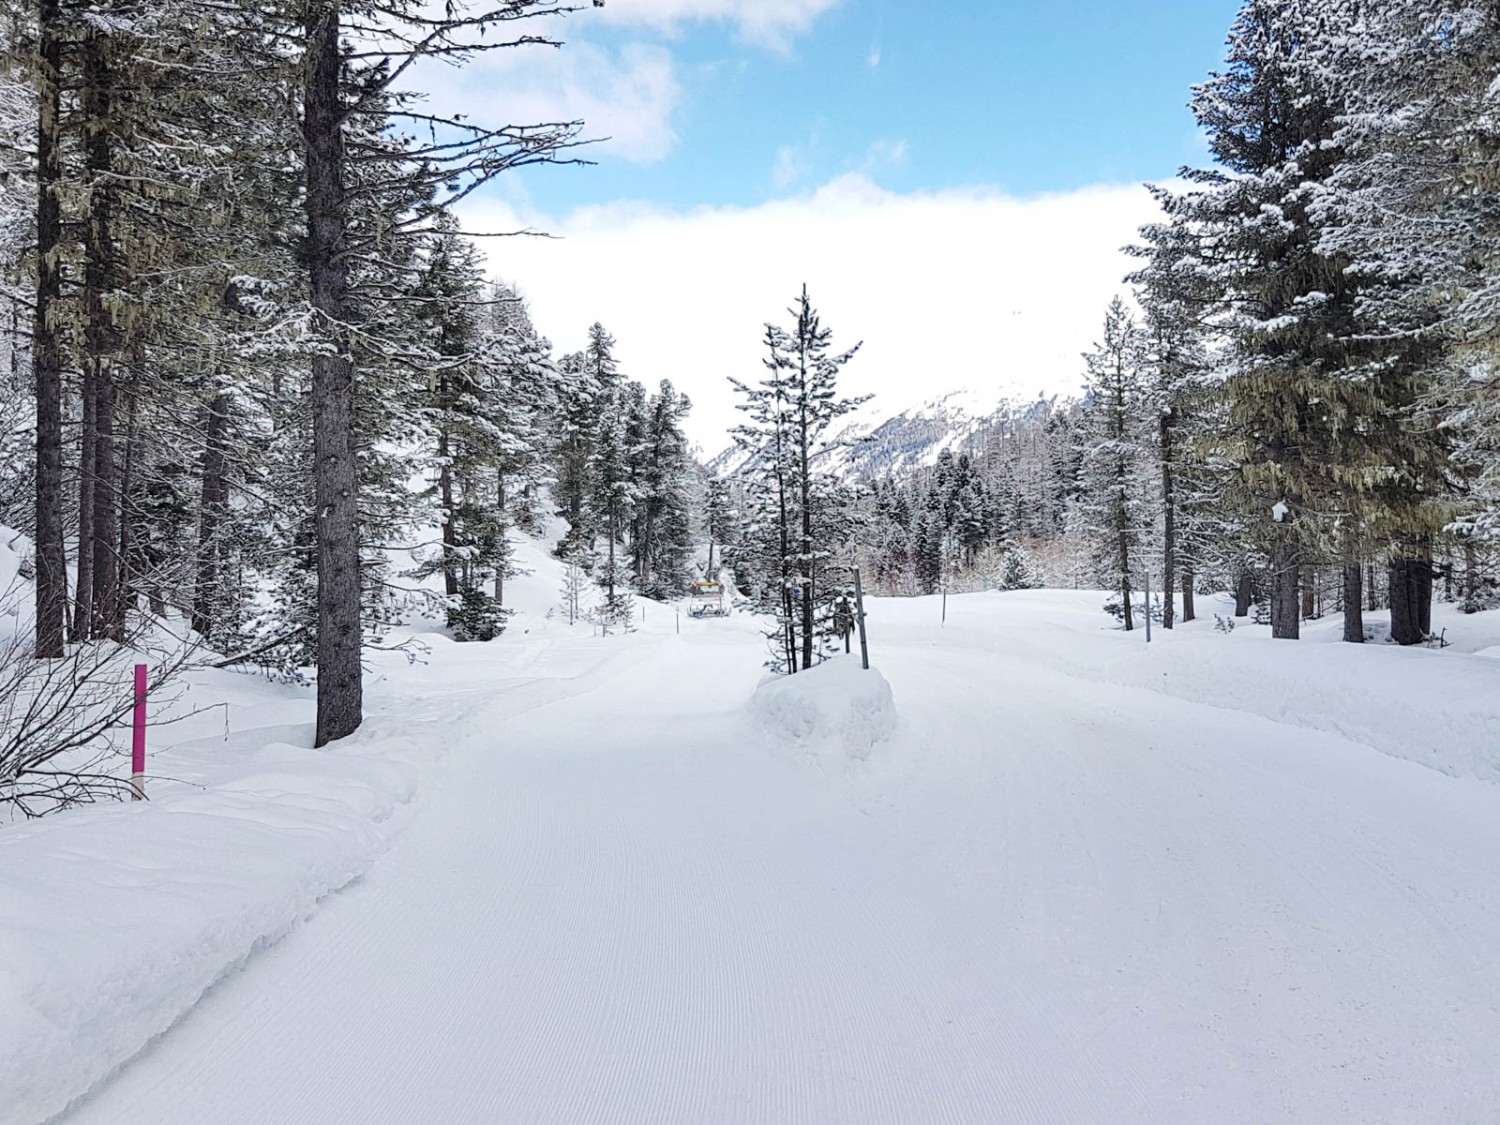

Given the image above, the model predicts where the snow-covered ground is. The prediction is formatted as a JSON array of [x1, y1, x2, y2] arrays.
[[7, 556, 1500, 1124]]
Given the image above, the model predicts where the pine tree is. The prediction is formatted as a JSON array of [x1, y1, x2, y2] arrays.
[[588, 345, 636, 627], [1077, 298, 1150, 630], [703, 475, 737, 579], [730, 286, 866, 673], [628, 380, 694, 598]]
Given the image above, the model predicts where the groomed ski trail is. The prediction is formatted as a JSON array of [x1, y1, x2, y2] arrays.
[[54, 603, 1500, 1125]]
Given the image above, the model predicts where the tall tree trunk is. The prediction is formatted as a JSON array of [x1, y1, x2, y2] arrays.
[[798, 412, 814, 672], [75, 373, 97, 639], [112, 358, 140, 638], [1234, 571, 1252, 617], [606, 507, 616, 606], [1270, 533, 1300, 640], [90, 364, 119, 639], [305, 2, 362, 746], [1181, 568, 1196, 623], [83, 19, 122, 642], [1117, 487, 1133, 632], [1342, 562, 1364, 644], [192, 391, 231, 637], [1389, 557, 1422, 645], [32, 0, 67, 657], [772, 425, 795, 673], [1160, 411, 1176, 629], [1366, 562, 1379, 612], [438, 423, 458, 597], [1300, 571, 1315, 622], [1415, 540, 1434, 636]]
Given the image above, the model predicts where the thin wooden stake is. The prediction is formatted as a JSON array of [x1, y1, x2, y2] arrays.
[[853, 566, 870, 671]]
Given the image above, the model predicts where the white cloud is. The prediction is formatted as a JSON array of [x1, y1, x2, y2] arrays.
[[867, 46, 882, 68], [457, 176, 1165, 452], [593, 0, 843, 48], [413, 40, 681, 163]]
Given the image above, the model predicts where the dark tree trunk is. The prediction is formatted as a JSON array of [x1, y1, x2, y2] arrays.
[[75, 372, 97, 639], [90, 365, 119, 639], [1342, 563, 1364, 644], [1389, 557, 1422, 646], [1234, 571, 1253, 617], [1121, 575, 1134, 632], [1301, 572, 1315, 622], [774, 448, 795, 673], [1181, 568, 1196, 623], [1366, 562, 1379, 612], [438, 421, 458, 597], [32, 0, 67, 657], [82, 15, 123, 642], [112, 360, 140, 637], [1160, 411, 1176, 629], [1270, 534, 1300, 640], [1389, 542, 1434, 645], [192, 391, 231, 637], [1463, 541, 1479, 612], [1415, 547, 1433, 636], [305, 3, 363, 745], [606, 508, 616, 605], [799, 413, 814, 673]]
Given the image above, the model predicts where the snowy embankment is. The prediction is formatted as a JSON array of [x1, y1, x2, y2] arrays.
[[893, 589, 1500, 783], [0, 672, 421, 1125], [0, 527, 601, 1125], [750, 656, 898, 766]]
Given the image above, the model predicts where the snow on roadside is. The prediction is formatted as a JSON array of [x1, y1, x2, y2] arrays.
[[751, 657, 899, 768], [890, 590, 1500, 785], [0, 683, 419, 1125]]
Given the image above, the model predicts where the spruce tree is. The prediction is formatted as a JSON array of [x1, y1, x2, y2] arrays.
[[1077, 298, 1150, 630], [730, 287, 866, 673]]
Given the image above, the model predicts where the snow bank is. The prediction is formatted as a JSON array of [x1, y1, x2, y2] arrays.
[[751, 658, 898, 765], [0, 717, 417, 1125], [896, 590, 1500, 785]]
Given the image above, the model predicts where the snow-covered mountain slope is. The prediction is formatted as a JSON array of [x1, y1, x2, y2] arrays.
[[21, 589, 1500, 1125], [707, 391, 1060, 483]]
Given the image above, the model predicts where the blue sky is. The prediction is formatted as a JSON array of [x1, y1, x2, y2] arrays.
[[503, 0, 1242, 212], [446, 0, 1247, 446]]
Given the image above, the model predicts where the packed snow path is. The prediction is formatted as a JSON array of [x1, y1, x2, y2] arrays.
[[58, 596, 1500, 1124]]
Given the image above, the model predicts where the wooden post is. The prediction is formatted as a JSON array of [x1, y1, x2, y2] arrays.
[[130, 662, 146, 800], [853, 565, 870, 671]]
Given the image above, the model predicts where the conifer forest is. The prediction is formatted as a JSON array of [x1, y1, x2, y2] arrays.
[[6, 6, 1500, 1121]]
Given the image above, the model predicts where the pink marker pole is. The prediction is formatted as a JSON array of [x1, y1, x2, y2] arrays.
[[130, 663, 147, 801]]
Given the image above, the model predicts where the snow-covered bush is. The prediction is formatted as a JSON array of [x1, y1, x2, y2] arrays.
[[995, 545, 1042, 591], [446, 586, 509, 642]]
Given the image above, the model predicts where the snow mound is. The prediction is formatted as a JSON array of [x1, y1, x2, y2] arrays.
[[751, 659, 898, 764]]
